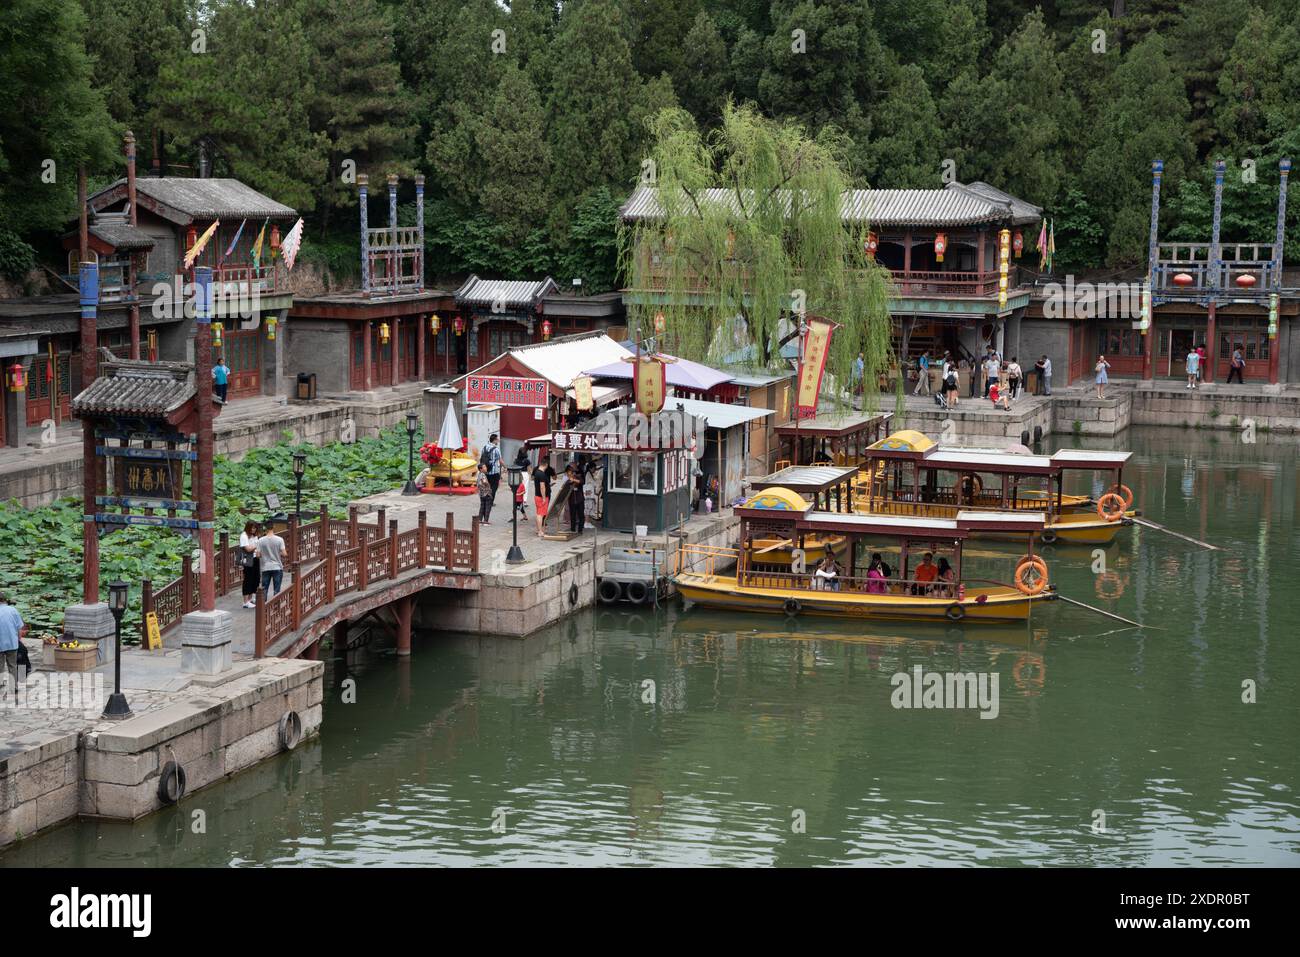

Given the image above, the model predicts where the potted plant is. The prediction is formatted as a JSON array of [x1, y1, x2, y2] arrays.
[[53, 634, 99, 672]]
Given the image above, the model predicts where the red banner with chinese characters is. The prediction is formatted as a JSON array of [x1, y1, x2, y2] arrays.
[[795, 316, 834, 417], [634, 356, 667, 416], [466, 375, 548, 407]]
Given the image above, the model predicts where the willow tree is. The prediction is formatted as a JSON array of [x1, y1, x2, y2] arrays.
[[619, 102, 893, 411]]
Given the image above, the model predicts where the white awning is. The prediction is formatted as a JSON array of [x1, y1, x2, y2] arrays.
[[663, 397, 774, 429]]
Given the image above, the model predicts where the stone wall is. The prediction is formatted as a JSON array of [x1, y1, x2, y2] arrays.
[[1051, 392, 1133, 437], [416, 514, 740, 638], [1130, 386, 1300, 433], [0, 659, 322, 848]]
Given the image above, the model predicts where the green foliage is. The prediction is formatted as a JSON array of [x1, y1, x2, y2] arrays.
[[0, 425, 417, 638], [620, 103, 893, 409]]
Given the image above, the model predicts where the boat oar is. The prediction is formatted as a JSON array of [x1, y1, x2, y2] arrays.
[[1130, 517, 1220, 551], [752, 538, 793, 555], [1054, 593, 1153, 629]]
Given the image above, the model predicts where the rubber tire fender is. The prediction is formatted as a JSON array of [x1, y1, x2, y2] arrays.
[[597, 578, 623, 605], [278, 710, 303, 751], [158, 761, 187, 805]]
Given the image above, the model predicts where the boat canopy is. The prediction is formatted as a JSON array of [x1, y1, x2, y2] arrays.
[[739, 501, 1047, 539], [749, 464, 859, 495], [867, 431, 1130, 477]]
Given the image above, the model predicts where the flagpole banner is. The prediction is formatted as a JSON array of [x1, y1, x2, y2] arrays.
[[251, 219, 268, 270], [572, 374, 594, 412], [634, 356, 667, 416], [280, 218, 305, 271], [222, 219, 247, 262], [183, 220, 220, 271], [796, 316, 835, 417]]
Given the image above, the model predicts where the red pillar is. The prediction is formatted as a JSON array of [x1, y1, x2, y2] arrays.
[[1205, 301, 1217, 383], [394, 595, 413, 656], [1269, 327, 1280, 384], [1143, 310, 1155, 380], [362, 321, 372, 391], [392, 317, 401, 387], [125, 131, 140, 360], [417, 316, 426, 380], [79, 262, 99, 604], [194, 267, 216, 611]]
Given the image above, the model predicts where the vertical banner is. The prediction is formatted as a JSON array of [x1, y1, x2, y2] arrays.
[[795, 317, 834, 418], [634, 357, 666, 416], [572, 374, 594, 412]]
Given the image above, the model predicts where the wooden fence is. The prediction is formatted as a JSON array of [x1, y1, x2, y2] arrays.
[[140, 505, 480, 656]]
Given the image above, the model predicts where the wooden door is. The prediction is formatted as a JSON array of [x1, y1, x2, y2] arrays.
[[223, 329, 262, 398]]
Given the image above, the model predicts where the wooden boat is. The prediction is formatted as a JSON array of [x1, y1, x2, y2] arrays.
[[674, 486, 1055, 623], [857, 431, 1136, 544]]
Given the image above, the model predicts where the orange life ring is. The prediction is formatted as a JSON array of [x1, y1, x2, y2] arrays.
[[1109, 484, 1134, 510], [1097, 492, 1126, 521], [1014, 557, 1049, 595], [1095, 571, 1124, 600], [1013, 654, 1046, 692]]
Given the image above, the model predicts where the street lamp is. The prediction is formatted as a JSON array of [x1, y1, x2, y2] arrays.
[[102, 580, 132, 720], [506, 463, 526, 564], [402, 410, 420, 495], [292, 451, 306, 519]]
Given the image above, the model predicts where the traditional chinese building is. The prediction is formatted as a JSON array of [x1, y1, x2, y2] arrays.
[[620, 180, 1043, 368]]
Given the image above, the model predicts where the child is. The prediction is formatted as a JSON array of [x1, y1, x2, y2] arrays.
[[989, 380, 1008, 410], [476, 463, 493, 524], [513, 479, 528, 521]]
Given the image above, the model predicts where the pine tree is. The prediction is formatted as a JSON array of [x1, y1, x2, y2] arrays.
[[859, 65, 942, 188], [1081, 32, 1194, 265], [0, 0, 117, 277], [301, 0, 416, 231], [675, 10, 729, 126], [78, 0, 187, 131], [474, 64, 552, 242]]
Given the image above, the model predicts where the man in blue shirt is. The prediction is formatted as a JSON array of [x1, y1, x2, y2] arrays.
[[213, 360, 231, 403], [913, 351, 931, 395], [0, 592, 28, 696]]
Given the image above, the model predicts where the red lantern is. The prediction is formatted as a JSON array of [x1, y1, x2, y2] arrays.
[[1172, 272, 1194, 287], [653, 311, 666, 334], [6, 362, 24, 392], [1012, 231, 1024, 257], [453, 315, 465, 336], [1235, 273, 1258, 288], [270, 225, 281, 252], [864, 232, 879, 259], [934, 233, 947, 263], [430, 314, 440, 335], [185, 226, 197, 251], [541, 319, 553, 341]]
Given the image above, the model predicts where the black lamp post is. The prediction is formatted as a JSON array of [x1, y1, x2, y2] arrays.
[[506, 463, 526, 564], [102, 580, 132, 720], [402, 410, 420, 495], [292, 451, 307, 519]]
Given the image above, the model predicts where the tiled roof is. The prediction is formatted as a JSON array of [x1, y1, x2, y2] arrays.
[[72, 351, 196, 418], [89, 177, 297, 222], [620, 182, 1042, 228], [88, 220, 156, 251], [454, 275, 559, 309]]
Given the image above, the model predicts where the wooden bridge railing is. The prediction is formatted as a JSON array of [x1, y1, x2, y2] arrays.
[[141, 505, 480, 653]]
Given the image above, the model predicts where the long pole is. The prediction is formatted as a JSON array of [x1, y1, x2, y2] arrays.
[[80, 262, 99, 604], [194, 266, 216, 611]]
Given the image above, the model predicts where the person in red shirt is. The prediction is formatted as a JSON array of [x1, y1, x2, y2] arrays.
[[913, 552, 938, 595]]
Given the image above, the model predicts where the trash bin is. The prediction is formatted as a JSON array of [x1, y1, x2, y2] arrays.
[[296, 373, 317, 401]]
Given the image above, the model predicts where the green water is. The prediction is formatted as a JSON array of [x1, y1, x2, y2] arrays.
[[4, 426, 1297, 867]]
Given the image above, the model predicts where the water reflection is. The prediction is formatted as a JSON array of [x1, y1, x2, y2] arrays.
[[3, 427, 1298, 867]]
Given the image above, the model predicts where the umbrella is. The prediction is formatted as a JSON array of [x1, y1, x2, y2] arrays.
[[437, 403, 463, 452]]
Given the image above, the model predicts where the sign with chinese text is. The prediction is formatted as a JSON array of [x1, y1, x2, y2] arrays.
[[572, 374, 594, 412], [634, 357, 667, 416], [796, 317, 835, 415], [117, 456, 180, 500], [552, 429, 628, 453], [466, 375, 548, 408]]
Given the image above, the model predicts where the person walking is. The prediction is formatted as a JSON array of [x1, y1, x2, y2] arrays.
[[1228, 345, 1245, 384], [1185, 347, 1200, 390], [852, 352, 865, 397], [1007, 357, 1023, 399], [239, 520, 261, 609], [482, 433, 503, 504], [212, 358, 231, 403], [476, 463, 493, 524], [256, 523, 286, 598], [983, 351, 1000, 399], [0, 593, 28, 698], [1095, 355, 1111, 399], [532, 454, 554, 536], [913, 350, 931, 395]]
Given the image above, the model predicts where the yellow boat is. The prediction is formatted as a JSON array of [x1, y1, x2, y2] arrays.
[[857, 431, 1136, 545], [673, 487, 1055, 624]]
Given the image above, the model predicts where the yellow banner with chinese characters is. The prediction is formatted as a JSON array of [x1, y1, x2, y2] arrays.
[[796, 317, 834, 414], [634, 357, 666, 416], [572, 375, 594, 412]]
